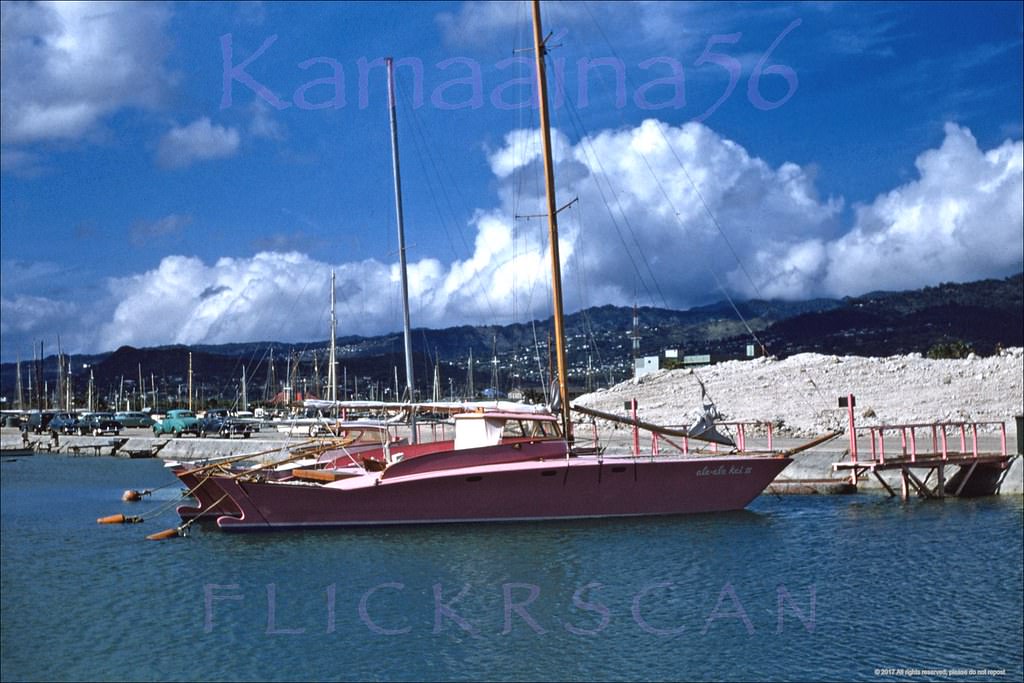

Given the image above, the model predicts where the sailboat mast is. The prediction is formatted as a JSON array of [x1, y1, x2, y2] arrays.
[[386, 56, 418, 444], [328, 269, 337, 403], [531, 0, 573, 442], [15, 355, 23, 410]]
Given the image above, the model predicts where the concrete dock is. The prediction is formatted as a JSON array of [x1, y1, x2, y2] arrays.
[[2, 423, 1020, 496]]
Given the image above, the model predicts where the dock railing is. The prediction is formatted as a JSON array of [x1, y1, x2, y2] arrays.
[[849, 420, 1007, 465]]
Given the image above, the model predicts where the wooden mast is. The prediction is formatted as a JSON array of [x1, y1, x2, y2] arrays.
[[531, 0, 573, 442]]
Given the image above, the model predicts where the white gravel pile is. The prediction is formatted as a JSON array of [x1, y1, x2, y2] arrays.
[[574, 348, 1024, 437]]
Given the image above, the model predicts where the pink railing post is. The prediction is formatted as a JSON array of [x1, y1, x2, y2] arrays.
[[909, 427, 917, 463], [1000, 422, 1007, 456], [940, 427, 948, 460], [847, 393, 858, 462], [972, 424, 979, 457], [767, 423, 774, 451], [900, 428, 908, 456], [652, 432, 659, 456], [960, 425, 967, 453], [878, 429, 886, 464], [631, 398, 639, 457]]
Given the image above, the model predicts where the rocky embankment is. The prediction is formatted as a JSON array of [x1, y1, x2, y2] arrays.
[[574, 348, 1024, 438]]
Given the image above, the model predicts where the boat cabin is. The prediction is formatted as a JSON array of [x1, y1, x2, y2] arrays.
[[453, 411, 561, 450]]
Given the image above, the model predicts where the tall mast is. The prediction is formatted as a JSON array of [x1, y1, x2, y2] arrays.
[[56, 336, 64, 410], [15, 355, 23, 410], [241, 366, 248, 411], [531, 0, 573, 442], [328, 269, 337, 403], [387, 56, 417, 443], [37, 341, 43, 411]]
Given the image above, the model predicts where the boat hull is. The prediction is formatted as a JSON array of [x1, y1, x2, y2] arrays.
[[174, 467, 242, 521], [215, 454, 791, 531]]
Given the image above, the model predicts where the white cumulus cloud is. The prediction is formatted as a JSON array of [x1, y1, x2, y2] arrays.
[[0, 1, 173, 145], [4, 119, 1021, 358], [732, 123, 1024, 298], [156, 118, 240, 169]]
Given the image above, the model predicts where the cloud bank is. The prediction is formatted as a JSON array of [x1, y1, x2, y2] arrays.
[[2, 120, 1021, 357], [735, 123, 1023, 299]]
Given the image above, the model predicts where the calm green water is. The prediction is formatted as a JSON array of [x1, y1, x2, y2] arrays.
[[2, 454, 1021, 682]]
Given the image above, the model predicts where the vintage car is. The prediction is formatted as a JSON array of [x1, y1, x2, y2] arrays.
[[48, 412, 81, 435], [199, 409, 253, 439], [114, 411, 156, 428], [78, 412, 121, 436], [152, 409, 201, 437], [23, 410, 58, 434]]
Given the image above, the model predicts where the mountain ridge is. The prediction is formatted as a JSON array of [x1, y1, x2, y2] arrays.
[[1, 273, 1020, 408]]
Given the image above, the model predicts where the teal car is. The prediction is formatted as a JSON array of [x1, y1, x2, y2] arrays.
[[153, 409, 201, 437]]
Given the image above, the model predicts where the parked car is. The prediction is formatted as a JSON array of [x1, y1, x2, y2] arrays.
[[22, 410, 57, 434], [48, 412, 81, 435], [153, 409, 201, 437], [78, 412, 121, 436], [115, 411, 156, 428], [199, 409, 253, 439]]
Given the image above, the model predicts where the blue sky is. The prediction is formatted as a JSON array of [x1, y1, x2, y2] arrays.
[[1, 0, 1022, 361]]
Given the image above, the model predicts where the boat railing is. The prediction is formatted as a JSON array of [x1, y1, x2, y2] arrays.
[[570, 417, 775, 456], [848, 420, 1008, 465], [412, 419, 454, 443], [660, 420, 775, 455]]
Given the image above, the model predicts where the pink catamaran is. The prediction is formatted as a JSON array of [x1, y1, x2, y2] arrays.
[[183, 1, 830, 532]]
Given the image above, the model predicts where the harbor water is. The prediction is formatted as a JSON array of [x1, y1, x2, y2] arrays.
[[2, 454, 1021, 682]]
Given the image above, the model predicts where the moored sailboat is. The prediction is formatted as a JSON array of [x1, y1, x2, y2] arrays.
[[205, 2, 828, 531]]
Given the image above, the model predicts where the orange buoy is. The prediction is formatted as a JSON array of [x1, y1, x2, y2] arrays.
[[122, 490, 142, 502], [146, 528, 180, 541], [97, 513, 126, 524], [97, 514, 143, 524]]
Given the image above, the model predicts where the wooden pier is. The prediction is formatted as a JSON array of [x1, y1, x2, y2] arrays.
[[832, 395, 1018, 500]]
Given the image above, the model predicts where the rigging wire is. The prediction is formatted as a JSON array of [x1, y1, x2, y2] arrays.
[[394, 73, 501, 323], [573, 0, 831, 416]]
